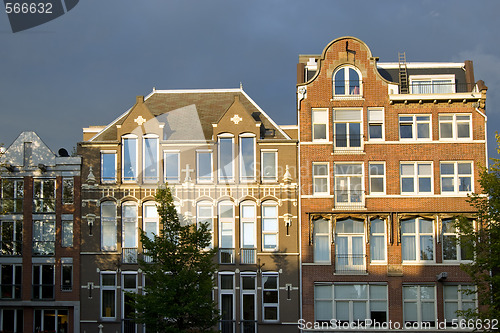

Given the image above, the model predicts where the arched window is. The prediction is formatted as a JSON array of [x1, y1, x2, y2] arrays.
[[122, 134, 138, 182], [143, 134, 159, 183], [333, 66, 361, 96], [122, 202, 138, 263]]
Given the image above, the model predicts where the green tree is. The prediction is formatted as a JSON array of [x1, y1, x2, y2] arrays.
[[457, 133, 500, 322], [130, 187, 219, 332]]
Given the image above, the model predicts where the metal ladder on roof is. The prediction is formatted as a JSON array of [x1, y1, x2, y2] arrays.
[[398, 52, 409, 94]]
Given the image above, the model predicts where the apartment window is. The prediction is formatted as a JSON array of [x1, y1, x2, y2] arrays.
[[333, 66, 361, 96], [33, 179, 56, 212], [370, 219, 386, 262], [101, 151, 117, 183], [122, 273, 138, 331], [440, 162, 473, 194], [314, 284, 387, 324], [262, 202, 278, 251], [34, 309, 68, 333], [197, 151, 213, 183], [410, 76, 454, 94], [101, 201, 117, 251], [401, 218, 434, 262], [313, 163, 329, 195], [32, 264, 54, 300], [444, 285, 476, 324], [262, 273, 279, 321], [240, 135, 256, 182], [0, 179, 23, 213], [261, 150, 277, 182], [0, 220, 22, 255], [122, 135, 138, 182], [399, 115, 431, 140], [219, 273, 235, 332], [101, 272, 116, 319], [439, 114, 472, 140], [218, 136, 234, 182], [312, 108, 328, 141], [336, 218, 365, 273], [0, 264, 21, 299], [122, 203, 138, 263], [333, 109, 362, 149], [313, 218, 330, 263], [219, 202, 235, 264], [369, 163, 385, 194], [334, 163, 363, 205], [143, 202, 159, 240], [403, 285, 436, 327], [164, 151, 180, 183], [61, 261, 73, 291], [241, 273, 257, 332], [442, 219, 473, 261], [62, 177, 74, 204], [400, 162, 433, 194], [197, 202, 213, 249], [143, 135, 159, 182], [0, 309, 23, 332], [368, 108, 384, 140], [240, 202, 256, 263], [62, 216, 73, 247], [33, 219, 55, 255]]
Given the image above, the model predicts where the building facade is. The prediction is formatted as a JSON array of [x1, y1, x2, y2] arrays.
[[0, 132, 81, 332], [297, 37, 487, 330], [77, 89, 300, 333]]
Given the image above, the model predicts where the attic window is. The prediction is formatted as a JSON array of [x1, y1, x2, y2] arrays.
[[264, 129, 275, 137]]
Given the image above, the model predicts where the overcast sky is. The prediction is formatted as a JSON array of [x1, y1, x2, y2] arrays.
[[1, 0, 499, 160]]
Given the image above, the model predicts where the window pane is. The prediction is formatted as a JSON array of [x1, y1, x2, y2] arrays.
[[369, 124, 382, 139], [220, 205, 233, 218], [314, 124, 327, 140], [349, 68, 360, 95], [441, 163, 454, 174], [335, 123, 347, 147], [313, 164, 328, 176], [457, 123, 470, 138], [144, 137, 158, 180], [123, 138, 137, 181], [402, 178, 414, 193], [349, 123, 361, 147], [402, 236, 416, 260], [197, 152, 212, 181], [262, 152, 277, 180], [165, 153, 179, 182], [219, 138, 233, 180], [418, 177, 431, 193], [440, 122, 453, 138], [240, 137, 255, 179], [371, 178, 384, 193], [400, 124, 413, 139], [371, 235, 385, 260], [334, 68, 345, 95]]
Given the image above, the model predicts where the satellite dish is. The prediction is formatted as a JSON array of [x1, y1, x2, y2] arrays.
[[58, 148, 70, 157]]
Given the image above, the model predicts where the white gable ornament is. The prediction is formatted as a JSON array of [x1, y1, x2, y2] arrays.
[[230, 114, 243, 124], [134, 116, 147, 126]]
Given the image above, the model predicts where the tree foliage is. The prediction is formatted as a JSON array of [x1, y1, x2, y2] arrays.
[[457, 133, 500, 322], [130, 187, 219, 332]]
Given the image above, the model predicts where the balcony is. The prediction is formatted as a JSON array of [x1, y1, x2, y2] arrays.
[[122, 248, 138, 264], [335, 254, 367, 274], [391, 82, 481, 103], [240, 248, 256, 264], [219, 248, 235, 264], [334, 190, 365, 209]]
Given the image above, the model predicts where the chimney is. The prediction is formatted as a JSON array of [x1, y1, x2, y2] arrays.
[[464, 61, 475, 92], [136, 96, 144, 104], [297, 63, 305, 84]]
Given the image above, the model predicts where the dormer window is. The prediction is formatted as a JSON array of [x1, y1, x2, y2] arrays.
[[333, 66, 361, 97]]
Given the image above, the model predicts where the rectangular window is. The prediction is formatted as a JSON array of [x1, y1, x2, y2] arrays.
[[0, 264, 22, 299], [101, 272, 116, 319], [261, 151, 277, 182], [334, 163, 363, 205], [399, 115, 431, 140], [241, 273, 257, 332], [400, 162, 433, 194], [369, 163, 385, 194], [143, 203, 159, 240], [122, 204, 138, 263], [240, 136, 255, 182], [439, 114, 472, 140], [401, 218, 434, 262], [335, 218, 365, 274], [34, 309, 68, 333], [368, 108, 384, 140], [32, 264, 54, 300], [312, 108, 328, 141], [440, 162, 473, 194], [62, 177, 74, 204], [262, 204, 278, 251], [143, 136, 159, 182], [314, 284, 387, 324], [164, 152, 180, 183], [444, 285, 476, 324], [62, 218, 73, 247], [122, 137, 137, 182], [313, 163, 329, 195], [61, 262, 73, 291], [197, 151, 213, 183], [33, 179, 56, 212], [240, 203, 256, 264], [101, 202, 117, 251], [0, 309, 23, 332], [262, 273, 279, 321], [403, 285, 436, 327], [370, 219, 386, 262], [33, 219, 55, 255], [219, 203, 234, 264], [219, 137, 234, 182], [101, 152, 117, 183], [313, 218, 330, 263], [442, 219, 474, 261], [334, 109, 362, 149], [0, 220, 22, 255], [0, 179, 23, 213], [219, 273, 235, 332], [410, 77, 455, 94], [197, 203, 213, 249]]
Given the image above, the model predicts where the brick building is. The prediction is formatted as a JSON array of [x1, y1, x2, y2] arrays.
[[0, 132, 81, 332], [296, 37, 487, 329], [77, 88, 300, 333]]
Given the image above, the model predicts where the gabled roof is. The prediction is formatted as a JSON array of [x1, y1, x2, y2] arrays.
[[89, 88, 290, 142]]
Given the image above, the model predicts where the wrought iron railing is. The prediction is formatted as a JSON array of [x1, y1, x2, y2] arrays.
[[335, 254, 367, 274], [240, 320, 257, 333], [240, 248, 256, 264], [122, 319, 136, 333], [402, 82, 475, 94]]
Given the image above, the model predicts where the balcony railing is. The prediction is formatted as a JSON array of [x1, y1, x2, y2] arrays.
[[219, 248, 235, 264], [240, 320, 257, 333], [334, 190, 365, 209], [220, 320, 235, 333], [142, 249, 153, 263], [122, 248, 138, 264], [240, 248, 256, 264], [0, 241, 22, 256], [401, 82, 474, 94], [335, 254, 367, 274], [122, 319, 136, 333], [334, 134, 363, 151], [32, 241, 55, 256]]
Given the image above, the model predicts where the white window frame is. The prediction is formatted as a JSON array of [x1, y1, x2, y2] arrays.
[[240, 272, 257, 329], [368, 108, 384, 141], [334, 163, 364, 205], [197, 201, 214, 249], [100, 151, 117, 184], [100, 272, 117, 320], [441, 218, 474, 262], [143, 201, 159, 241], [313, 218, 331, 264], [218, 134, 235, 183], [370, 218, 387, 263], [164, 151, 180, 184], [122, 134, 138, 183], [400, 162, 433, 195], [312, 162, 329, 196], [439, 114, 472, 140], [262, 201, 278, 252], [261, 150, 278, 183], [333, 108, 363, 150], [33, 178, 56, 213], [122, 202, 138, 250], [219, 272, 235, 331], [401, 218, 435, 263], [33, 218, 56, 256], [333, 66, 363, 97], [409, 75, 456, 94], [399, 115, 432, 141], [369, 162, 385, 195], [262, 272, 279, 322], [218, 201, 235, 259], [196, 150, 213, 183], [403, 285, 437, 327], [443, 284, 476, 324], [312, 108, 329, 142], [240, 201, 256, 250], [143, 134, 159, 183], [101, 201, 117, 251], [440, 161, 473, 194], [121, 271, 138, 329], [239, 134, 256, 182], [61, 259, 73, 292], [335, 218, 366, 272]]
